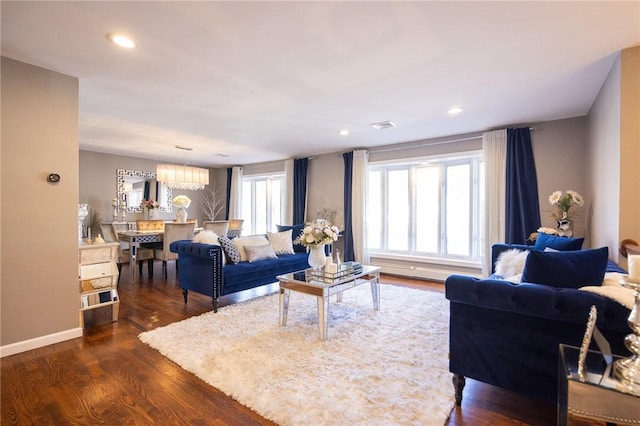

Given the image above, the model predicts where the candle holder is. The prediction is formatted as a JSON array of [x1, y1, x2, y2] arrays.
[[614, 276, 640, 389], [120, 198, 127, 221], [112, 198, 119, 221]]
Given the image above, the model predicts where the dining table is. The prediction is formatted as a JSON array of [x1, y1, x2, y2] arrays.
[[117, 227, 203, 283], [118, 230, 164, 284]]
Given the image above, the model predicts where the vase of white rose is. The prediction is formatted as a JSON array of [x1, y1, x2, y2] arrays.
[[294, 222, 340, 270], [173, 195, 191, 223], [548, 190, 584, 237]]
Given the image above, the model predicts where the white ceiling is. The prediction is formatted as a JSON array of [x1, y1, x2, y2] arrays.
[[2, 1, 639, 167]]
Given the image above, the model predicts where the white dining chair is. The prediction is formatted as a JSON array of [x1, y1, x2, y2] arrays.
[[154, 222, 196, 279]]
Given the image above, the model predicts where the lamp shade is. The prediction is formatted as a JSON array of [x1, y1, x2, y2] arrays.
[[157, 164, 209, 190]]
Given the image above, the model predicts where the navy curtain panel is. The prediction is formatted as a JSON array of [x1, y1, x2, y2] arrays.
[[225, 167, 232, 220], [292, 158, 308, 224], [342, 152, 355, 261], [505, 127, 541, 244]]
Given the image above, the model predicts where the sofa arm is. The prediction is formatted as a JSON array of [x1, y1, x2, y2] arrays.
[[170, 241, 224, 310], [170, 240, 220, 259]]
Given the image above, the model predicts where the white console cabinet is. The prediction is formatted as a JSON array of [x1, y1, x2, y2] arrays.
[[78, 242, 120, 328]]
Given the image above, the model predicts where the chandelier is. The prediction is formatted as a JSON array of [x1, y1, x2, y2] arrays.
[[156, 164, 209, 190]]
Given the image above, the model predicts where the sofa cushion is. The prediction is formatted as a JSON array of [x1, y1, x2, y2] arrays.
[[534, 233, 584, 251], [219, 235, 241, 264], [267, 229, 295, 255], [233, 235, 270, 262], [276, 224, 306, 253], [245, 244, 277, 262], [521, 247, 609, 289]]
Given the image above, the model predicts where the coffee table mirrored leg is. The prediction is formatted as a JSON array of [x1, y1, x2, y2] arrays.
[[278, 266, 381, 341]]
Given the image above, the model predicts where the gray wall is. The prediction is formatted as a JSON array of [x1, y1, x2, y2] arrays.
[[1, 58, 80, 351], [587, 54, 621, 257], [532, 117, 588, 241], [587, 46, 640, 266]]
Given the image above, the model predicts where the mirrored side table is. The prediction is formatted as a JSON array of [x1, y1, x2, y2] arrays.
[[558, 344, 640, 425]]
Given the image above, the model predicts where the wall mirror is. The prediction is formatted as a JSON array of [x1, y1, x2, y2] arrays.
[[117, 169, 172, 213]]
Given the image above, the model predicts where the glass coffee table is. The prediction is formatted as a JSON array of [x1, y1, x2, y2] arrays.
[[558, 344, 640, 425], [277, 263, 381, 341]]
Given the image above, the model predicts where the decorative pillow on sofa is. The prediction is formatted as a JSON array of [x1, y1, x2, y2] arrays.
[[494, 248, 529, 280], [521, 247, 609, 289], [276, 224, 306, 253], [192, 230, 220, 244], [218, 235, 241, 264], [193, 230, 226, 265], [233, 235, 270, 262], [534, 233, 584, 251], [244, 244, 278, 262], [267, 229, 295, 255]]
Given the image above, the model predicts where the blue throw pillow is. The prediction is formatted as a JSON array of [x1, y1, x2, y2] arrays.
[[521, 247, 608, 289], [276, 224, 306, 253], [534, 233, 584, 251]]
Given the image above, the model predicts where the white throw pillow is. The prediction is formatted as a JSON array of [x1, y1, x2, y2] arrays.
[[267, 229, 294, 255], [494, 248, 529, 279], [192, 230, 220, 244], [233, 235, 270, 262]]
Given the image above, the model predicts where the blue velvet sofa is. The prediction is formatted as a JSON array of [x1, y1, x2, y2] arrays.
[[445, 243, 631, 405], [170, 240, 310, 312]]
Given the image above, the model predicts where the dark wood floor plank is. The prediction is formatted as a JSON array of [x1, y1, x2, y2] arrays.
[[1, 261, 606, 425]]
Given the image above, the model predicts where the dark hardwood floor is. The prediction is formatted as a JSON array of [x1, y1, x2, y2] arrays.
[[1, 262, 604, 425]]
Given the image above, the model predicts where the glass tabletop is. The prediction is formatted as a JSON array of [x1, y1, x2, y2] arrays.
[[279, 263, 380, 287], [560, 344, 640, 397]]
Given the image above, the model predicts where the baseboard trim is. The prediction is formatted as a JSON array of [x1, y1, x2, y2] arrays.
[[373, 262, 482, 282], [1, 327, 83, 358]]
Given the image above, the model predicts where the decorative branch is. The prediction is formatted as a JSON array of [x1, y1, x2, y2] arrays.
[[201, 185, 225, 221], [83, 208, 102, 239]]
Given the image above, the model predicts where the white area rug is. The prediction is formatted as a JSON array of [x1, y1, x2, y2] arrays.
[[139, 284, 454, 425]]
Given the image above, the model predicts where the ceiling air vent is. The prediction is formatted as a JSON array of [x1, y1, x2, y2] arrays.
[[371, 121, 396, 130]]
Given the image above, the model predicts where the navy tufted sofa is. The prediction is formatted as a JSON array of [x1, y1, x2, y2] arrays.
[[170, 240, 310, 312], [445, 243, 631, 404]]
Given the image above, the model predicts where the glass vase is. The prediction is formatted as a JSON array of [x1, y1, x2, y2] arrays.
[[176, 207, 188, 223], [557, 211, 573, 237], [308, 244, 326, 270]]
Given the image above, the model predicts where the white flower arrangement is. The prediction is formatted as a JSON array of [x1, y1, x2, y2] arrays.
[[172, 195, 192, 208], [294, 223, 340, 247], [548, 190, 584, 221]]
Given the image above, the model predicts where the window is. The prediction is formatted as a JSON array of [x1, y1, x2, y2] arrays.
[[367, 153, 483, 262], [242, 174, 284, 235]]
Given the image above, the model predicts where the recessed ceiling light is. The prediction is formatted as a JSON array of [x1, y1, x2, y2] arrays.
[[107, 33, 138, 49], [339, 129, 350, 136], [447, 107, 464, 115]]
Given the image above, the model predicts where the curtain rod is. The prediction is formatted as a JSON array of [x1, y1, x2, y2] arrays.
[[369, 127, 536, 154]]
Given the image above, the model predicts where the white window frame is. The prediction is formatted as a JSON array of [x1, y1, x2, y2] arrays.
[[242, 172, 285, 235], [368, 151, 483, 263]]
